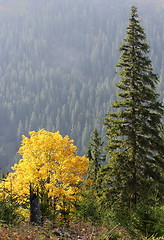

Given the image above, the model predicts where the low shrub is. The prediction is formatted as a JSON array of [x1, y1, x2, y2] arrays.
[[0, 198, 23, 225]]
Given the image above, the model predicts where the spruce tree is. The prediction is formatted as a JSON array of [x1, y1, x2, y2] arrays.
[[74, 129, 105, 223], [103, 6, 164, 209], [87, 128, 106, 183]]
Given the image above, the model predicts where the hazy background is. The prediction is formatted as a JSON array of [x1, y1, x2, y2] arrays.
[[0, 0, 164, 170]]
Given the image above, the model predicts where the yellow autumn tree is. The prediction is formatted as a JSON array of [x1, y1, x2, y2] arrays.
[[1, 129, 88, 213]]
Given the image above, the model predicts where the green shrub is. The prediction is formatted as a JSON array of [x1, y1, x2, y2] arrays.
[[113, 204, 164, 238], [74, 189, 101, 223], [133, 204, 164, 237], [0, 198, 23, 225]]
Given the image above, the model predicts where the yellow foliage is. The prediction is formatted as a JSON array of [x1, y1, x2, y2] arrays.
[[0, 129, 88, 208]]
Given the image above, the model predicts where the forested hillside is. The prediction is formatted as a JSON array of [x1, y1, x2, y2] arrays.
[[0, 0, 164, 170]]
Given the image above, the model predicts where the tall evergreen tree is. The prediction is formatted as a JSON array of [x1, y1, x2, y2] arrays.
[[103, 6, 164, 209]]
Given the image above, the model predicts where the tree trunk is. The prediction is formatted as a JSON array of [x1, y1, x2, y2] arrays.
[[30, 183, 42, 225]]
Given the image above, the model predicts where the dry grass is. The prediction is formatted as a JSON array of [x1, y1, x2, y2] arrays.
[[1, 220, 56, 240], [0, 220, 122, 240], [0, 220, 162, 240]]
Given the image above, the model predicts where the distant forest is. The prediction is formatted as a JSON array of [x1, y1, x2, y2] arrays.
[[0, 0, 164, 170]]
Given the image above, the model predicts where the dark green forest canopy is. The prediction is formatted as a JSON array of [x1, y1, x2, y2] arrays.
[[0, 0, 164, 170]]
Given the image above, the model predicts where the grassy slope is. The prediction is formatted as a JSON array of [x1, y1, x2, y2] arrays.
[[1, 220, 163, 240], [0, 220, 136, 240]]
